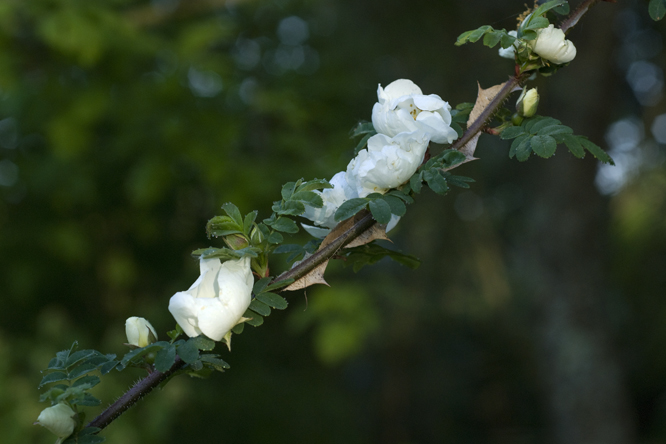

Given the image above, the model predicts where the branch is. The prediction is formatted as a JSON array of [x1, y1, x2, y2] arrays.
[[87, 358, 186, 431], [84, 0, 614, 434], [559, 0, 609, 33]]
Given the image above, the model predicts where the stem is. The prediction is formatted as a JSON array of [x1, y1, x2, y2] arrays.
[[87, 358, 186, 431], [559, 0, 605, 33], [85, 0, 612, 434], [450, 75, 526, 155]]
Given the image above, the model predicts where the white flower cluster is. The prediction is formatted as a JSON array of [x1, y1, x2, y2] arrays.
[[302, 79, 458, 238]]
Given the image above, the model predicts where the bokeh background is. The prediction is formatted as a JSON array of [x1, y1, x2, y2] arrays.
[[1, 0, 665, 443]]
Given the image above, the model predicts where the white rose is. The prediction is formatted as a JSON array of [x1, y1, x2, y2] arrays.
[[346, 131, 428, 198], [125, 316, 158, 347], [371, 79, 458, 144], [168, 256, 253, 341], [529, 25, 576, 65], [498, 30, 518, 59], [302, 171, 357, 229], [35, 403, 76, 439]]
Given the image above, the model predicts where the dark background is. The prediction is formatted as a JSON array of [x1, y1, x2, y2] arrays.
[[1, 0, 664, 443]]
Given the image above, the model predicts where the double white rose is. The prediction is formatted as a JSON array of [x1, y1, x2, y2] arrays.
[[346, 131, 429, 198], [168, 256, 253, 341], [372, 79, 458, 144]]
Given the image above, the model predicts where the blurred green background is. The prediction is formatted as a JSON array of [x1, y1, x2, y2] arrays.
[[1, 0, 665, 443]]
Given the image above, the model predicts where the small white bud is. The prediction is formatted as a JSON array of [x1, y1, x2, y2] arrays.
[[516, 88, 539, 117], [35, 403, 77, 439], [125, 316, 158, 347]]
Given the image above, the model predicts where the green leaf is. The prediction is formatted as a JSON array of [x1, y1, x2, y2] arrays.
[[524, 16, 549, 31], [249, 299, 271, 316], [77, 433, 105, 444], [39, 385, 67, 402], [531, 135, 557, 158], [47, 357, 66, 370], [509, 134, 530, 159], [72, 375, 101, 389], [650, 0, 666, 20], [516, 137, 533, 161], [483, 31, 502, 48], [387, 190, 414, 204], [424, 171, 449, 195], [500, 33, 516, 49], [243, 310, 264, 327], [579, 138, 615, 165], [155, 345, 177, 372], [350, 121, 376, 137], [353, 132, 374, 155], [381, 195, 407, 217], [290, 191, 323, 207], [39, 371, 68, 388], [296, 179, 333, 193], [410, 172, 423, 194], [243, 211, 257, 235], [553, 3, 570, 14], [200, 354, 230, 371], [221, 203, 243, 226], [189, 335, 216, 351], [99, 360, 119, 375], [344, 243, 421, 272], [253, 276, 272, 294], [72, 393, 102, 407], [529, 117, 561, 134], [276, 200, 306, 216], [281, 181, 297, 201], [455, 30, 475, 46], [271, 217, 299, 233], [500, 126, 526, 140], [68, 363, 98, 380], [256, 292, 288, 310], [368, 198, 392, 224], [468, 25, 492, 43], [231, 323, 245, 334], [537, 124, 573, 136], [444, 173, 475, 189], [268, 231, 284, 244], [65, 350, 96, 369], [176, 340, 200, 364], [334, 198, 368, 222], [527, 0, 566, 22]]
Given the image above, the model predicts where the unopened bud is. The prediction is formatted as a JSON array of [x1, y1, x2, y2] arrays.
[[35, 403, 77, 438], [125, 316, 158, 348], [250, 226, 264, 244], [223, 233, 250, 250], [516, 87, 539, 118]]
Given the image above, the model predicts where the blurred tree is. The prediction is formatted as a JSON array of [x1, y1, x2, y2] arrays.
[[2, 0, 665, 443]]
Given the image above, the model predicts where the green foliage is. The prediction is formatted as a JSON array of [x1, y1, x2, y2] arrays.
[[344, 243, 421, 272], [350, 121, 377, 154], [500, 115, 614, 164], [39, 342, 117, 408], [63, 427, 106, 444], [650, 0, 666, 20], [404, 149, 472, 196], [450, 102, 474, 138], [455, 25, 516, 49]]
